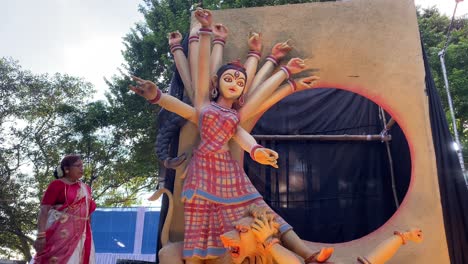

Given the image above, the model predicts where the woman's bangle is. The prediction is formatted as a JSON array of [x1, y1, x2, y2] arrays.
[[266, 55, 279, 66], [198, 27, 213, 35], [280, 66, 291, 79], [250, 144, 263, 161], [263, 237, 280, 251], [213, 38, 226, 46], [148, 89, 162, 104], [189, 36, 199, 44], [170, 44, 183, 53], [287, 79, 297, 92], [393, 231, 407, 245], [247, 51, 261, 60]]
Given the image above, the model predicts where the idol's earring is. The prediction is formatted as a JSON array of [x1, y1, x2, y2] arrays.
[[238, 94, 245, 106], [211, 87, 219, 99]]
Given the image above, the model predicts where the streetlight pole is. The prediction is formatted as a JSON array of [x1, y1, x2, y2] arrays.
[[438, 1, 468, 187]]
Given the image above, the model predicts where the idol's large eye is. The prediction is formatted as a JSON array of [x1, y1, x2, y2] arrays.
[[223, 76, 233, 82], [237, 81, 245, 87], [239, 227, 249, 233], [236, 224, 249, 233]]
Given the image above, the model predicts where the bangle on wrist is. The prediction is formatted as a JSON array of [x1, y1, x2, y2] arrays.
[[263, 237, 280, 251], [213, 38, 226, 46], [170, 44, 183, 53], [287, 79, 297, 92], [148, 89, 162, 104], [280, 66, 291, 79], [247, 50, 261, 60], [198, 27, 213, 35], [189, 36, 199, 44], [266, 55, 279, 66], [393, 231, 407, 245], [250, 144, 263, 161]]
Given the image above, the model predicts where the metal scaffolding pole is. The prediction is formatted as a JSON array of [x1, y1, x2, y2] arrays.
[[438, 0, 468, 187]]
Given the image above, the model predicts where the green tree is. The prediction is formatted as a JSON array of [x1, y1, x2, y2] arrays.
[[0, 53, 160, 259], [105, 0, 326, 194], [0, 57, 94, 260], [417, 6, 468, 166]]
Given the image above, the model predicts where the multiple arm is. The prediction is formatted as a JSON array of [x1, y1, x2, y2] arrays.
[[248, 59, 276, 97], [129, 76, 197, 124], [243, 32, 262, 94], [194, 8, 213, 110], [168, 31, 193, 101], [244, 75, 320, 123], [188, 23, 200, 101], [130, 8, 319, 153], [268, 243, 303, 264], [157, 94, 197, 123], [362, 228, 423, 264], [239, 57, 308, 122], [251, 214, 302, 264], [239, 69, 288, 122], [247, 41, 292, 97], [128, 9, 215, 123], [210, 23, 228, 77], [232, 127, 279, 168]]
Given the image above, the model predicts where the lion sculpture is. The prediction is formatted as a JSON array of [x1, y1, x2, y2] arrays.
[[149, 189, 423, 264]]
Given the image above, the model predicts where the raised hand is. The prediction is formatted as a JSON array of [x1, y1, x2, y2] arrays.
[[129, 76, 159, 101], [248, 32, 262, 52], [168, 31, 183, 46], [254, 148, 279, 168], [213, 23, 228, 40], [296, 76, 320, 91], [286, 58, 306, 74], [271, 40, 292, 60], [251, 213, 277, 243], [190, 22, 201, 37], [194, 8, 212, 28]]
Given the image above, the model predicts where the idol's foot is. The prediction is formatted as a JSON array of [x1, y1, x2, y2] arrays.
[[305, 247, 334, 263]]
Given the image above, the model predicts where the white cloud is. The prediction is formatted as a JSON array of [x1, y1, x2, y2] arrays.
[[415, 0, 468, 17], [0, 0, 144, 100]]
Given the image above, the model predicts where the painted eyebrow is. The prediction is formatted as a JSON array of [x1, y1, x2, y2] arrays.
[[223, 73, 245, 81], [235, 224, 250, 230]]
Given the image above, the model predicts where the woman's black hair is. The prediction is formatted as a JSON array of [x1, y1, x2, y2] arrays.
[[53, 154, 81, 179]]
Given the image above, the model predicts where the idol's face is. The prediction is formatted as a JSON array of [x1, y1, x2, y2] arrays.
[[218, 69, 246, 100], [220, 216, 258, 264]]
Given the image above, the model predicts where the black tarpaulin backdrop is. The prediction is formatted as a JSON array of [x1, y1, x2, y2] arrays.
[[423, 44, 468, 264], [244, 88, 411, 244], [158, 41, 468, 264]]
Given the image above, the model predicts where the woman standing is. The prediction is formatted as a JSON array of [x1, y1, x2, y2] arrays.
[[33, 155, 96, 264]]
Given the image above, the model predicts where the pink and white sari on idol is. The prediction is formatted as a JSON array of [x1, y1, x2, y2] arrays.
[[33, 181, 96, 264]]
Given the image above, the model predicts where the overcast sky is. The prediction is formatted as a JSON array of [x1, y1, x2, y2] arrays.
[[0, 0, 144, 100], [1, 0, 467, 101]]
